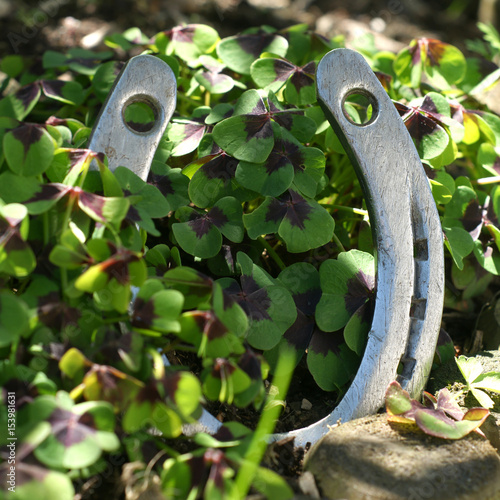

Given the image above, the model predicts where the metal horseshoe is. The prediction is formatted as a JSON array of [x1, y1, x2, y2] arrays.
[[88, 50, 444, 447]]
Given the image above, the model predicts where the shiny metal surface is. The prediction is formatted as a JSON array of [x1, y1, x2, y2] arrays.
[[271, 48, 444, 447], [88, 54, 176, 180]]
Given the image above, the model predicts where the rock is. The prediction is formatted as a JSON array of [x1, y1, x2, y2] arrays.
[[298, 470, 321, 498], [482, 412, 500, 452], [471, 350, 500, 375], [301, 398, 313, 411], [304, 413, 500, 500]]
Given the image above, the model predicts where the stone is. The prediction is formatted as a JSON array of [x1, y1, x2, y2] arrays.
[[304, 413, 500, 500], [301, 399, 313, 411], [298, 470, 321, 498]]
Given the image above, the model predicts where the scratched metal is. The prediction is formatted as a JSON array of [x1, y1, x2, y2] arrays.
[[271, 48, 444, 447], [88, 54, 176, 180]]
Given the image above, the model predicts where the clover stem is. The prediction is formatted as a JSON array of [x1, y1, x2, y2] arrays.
[[257, 236, 286, 271], [61, 192, 78, 236], [321, 203, 369, 217], [477, 175, 500, 185], [9, 338, 19, 364], [42, 211, 50, 245], [177, 92, 202, 109], [332, 231, 346, 253], [230, 349, 294, 499], [38, 175, 50, 245]]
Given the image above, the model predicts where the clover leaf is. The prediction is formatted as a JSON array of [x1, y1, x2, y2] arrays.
[[114, 166, 170, 236], [186, 146, 254, 208], [264, 262, 321, 368], [169, 107, 211, 157], [0, 203, 36, 277], [395, 101, 450, 160], [442, 183, 486, 269], [131, 279, 184, 335], [160, 24, 219, 63], [217, 27, 288, 75], [217, 252, 296, 350], [212, 89, 316, 163], [0, 463, 74, 500], [385, 381, 489, 440], [173, 196, 244, 259], [394, 38, 466, 89], [4, 122, 55, 176], [0, 292, 30, 347], [148, 160, 190, 211], [0, 82, 41, 120], [316, 250, 375, 355], [251, 57, 316, 105], [194, 56, 235, 94], [32, 395, 120, 469], [243, 189, 334, 253], [306, 328, 361, 391], [456, 355, 500, 409], [202, 357, 254, 406], [235, 124, 325, 198], [123, 370, 202, 437], [74, 241, 147, 313]]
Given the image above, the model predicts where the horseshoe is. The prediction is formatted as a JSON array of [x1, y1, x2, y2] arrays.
[[88, 50, 444, 447]]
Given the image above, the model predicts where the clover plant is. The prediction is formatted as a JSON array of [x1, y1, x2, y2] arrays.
[[2, 19, 500, 499], [385, 381, 489, 440], [455, 355, 500, 409]]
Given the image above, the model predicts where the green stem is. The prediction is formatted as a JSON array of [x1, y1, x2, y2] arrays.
[[476, 175, 500, 185], [77, 156, 92, 188], [177, 92, 202, 109], [42, 211, 50, 246], [38, 175, 50, 245], [230, 350, 295, 499], [61, 192, 78, 234], [332, 232, 346, 253], [257, 236, 286, 271], [321, 204, 369, 217], [9, 338, 19, 364]]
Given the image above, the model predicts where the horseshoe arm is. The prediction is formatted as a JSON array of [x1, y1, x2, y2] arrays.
[[272, 49, 444, 447], [88, 54, 176, 180]]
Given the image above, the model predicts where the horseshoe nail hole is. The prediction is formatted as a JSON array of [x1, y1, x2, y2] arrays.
[[410, 297, 427, 320], [342, 90, 378, 126], [397, 356, 416, 382], [122, 95, 158, 134], [414, 238, 429, 261]]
